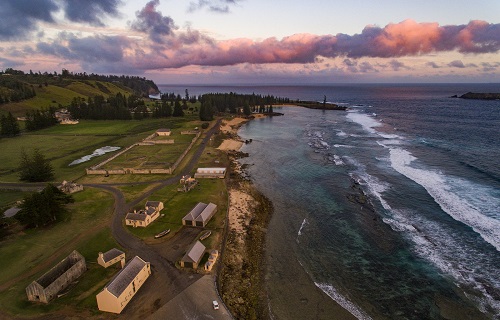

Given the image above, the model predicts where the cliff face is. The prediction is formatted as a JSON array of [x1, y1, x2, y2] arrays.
[[459, 92, 500, 100]]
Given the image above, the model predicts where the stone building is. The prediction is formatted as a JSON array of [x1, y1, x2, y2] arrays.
[[180, 241, 206, 269], [182, 202, 217, 227], [97, 248, 125, 268], [125, 201, 163, 227], [58, 180, 84, 194], [96, 256, 151, 314], [156, 128, 171, 136], [26, 250, 86, 303]]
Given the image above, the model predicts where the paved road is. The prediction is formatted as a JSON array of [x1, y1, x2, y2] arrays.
[[86, 119, 224, 317], [1, 120, 228, 318]]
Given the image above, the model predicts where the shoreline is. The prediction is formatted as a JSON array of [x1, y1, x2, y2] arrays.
[[217, 114, 356, 319], [217, 114, 273, 318]]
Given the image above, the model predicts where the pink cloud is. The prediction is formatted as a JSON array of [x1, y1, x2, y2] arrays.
[[138, 19, 500, 69]]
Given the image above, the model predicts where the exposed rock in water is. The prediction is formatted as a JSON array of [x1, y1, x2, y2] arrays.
[[346, 179, 375, 213], [457, 92, 500, 100]]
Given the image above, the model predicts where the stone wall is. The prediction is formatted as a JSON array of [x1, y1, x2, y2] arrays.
[[26, 251, 86, 303]]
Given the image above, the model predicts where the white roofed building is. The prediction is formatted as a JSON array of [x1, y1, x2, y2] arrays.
[[194, 167, 226, 179]]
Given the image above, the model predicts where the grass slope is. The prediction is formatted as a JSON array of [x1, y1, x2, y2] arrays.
[[0, 188, 120, 316]]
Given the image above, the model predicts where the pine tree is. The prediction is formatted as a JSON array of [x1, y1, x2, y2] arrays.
[[173, 99, 184, 117], [19, 149, 54, 182], [16, 184, 74, 228]]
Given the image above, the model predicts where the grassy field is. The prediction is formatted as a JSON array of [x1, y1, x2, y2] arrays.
[[0, 228, 122, 317], [0, 81, 134, 117], [0, 117, 204, 183], [127, 178, 228, 239], [0, 187, 114, 286], [0, 190, 29, 209], [0, 187, 120, 316], [104, 144, 190, 170]]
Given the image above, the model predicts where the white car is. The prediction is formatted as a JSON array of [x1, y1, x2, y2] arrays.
[[212, 300, 219, 310]]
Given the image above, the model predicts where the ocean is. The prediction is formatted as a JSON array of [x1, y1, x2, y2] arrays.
[[159, 84, 500, 319]]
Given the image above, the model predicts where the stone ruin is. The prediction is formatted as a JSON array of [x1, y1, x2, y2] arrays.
[[26, 250, 86, 303]]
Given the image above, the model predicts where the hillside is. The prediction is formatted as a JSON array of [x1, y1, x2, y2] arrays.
[[0, 69, 159, 117]]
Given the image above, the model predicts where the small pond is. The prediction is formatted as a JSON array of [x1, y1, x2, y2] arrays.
[[69, 146, 121, 166]]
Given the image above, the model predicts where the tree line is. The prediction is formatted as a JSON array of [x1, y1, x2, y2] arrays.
[[198, 92, 285, 121], [0, 75, 36, 104], [0, 68, 159, 97]]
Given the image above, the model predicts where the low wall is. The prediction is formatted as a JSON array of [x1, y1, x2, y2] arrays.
[[86, 131, 199, 176], [151, 169, 172, 174], [86, 169, 107, 175], [170, 132, 201, 174]]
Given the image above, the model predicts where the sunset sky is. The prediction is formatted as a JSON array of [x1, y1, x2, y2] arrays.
[[1, 0, 499, 84]]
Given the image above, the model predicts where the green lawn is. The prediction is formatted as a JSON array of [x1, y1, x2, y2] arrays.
[[116, 183, 161, 203], [0, 190, 29, 209], [0, 228, 122, 317], [127, 178, 228, 239], [0, 118, 205, 183], [104, 143, 190, 170], [0, 187, 114, 286], [0, 134, 123, 182], [0, 187, 119, 317]]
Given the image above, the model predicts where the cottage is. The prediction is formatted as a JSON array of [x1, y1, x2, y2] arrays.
[[180, 241, 206, 269], [182, 202, 217, 227], [96, 256, 151, 314], [26, 250, 86, 303], [145, 201, 164, 211], [98, 248, 125, 268], [156, 128, 171, 136], [194, 167, 227, 179], [125, 201, 163, 227]]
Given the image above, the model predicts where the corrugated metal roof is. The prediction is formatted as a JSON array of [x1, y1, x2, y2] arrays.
[[106, 256, 148, 297], [182, 241, 206, 263], [195, 203, 217, 222], [182, 202, 207, 221], [196, 168, 226, 173], [102, 248, 124, 263]]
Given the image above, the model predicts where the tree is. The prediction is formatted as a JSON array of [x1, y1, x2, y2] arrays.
[[243, 101, 251, 116], [172, 99, 184, 117], [18, 149, 54, 182], [0, 112, 20, 136], [15, 184, 74, 228]]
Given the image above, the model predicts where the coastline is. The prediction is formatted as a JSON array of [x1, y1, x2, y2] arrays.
[[217, 115, 272, 318], [217, 114, 356, 319]]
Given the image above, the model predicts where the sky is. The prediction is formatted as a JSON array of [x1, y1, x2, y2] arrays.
[[0, 0, 499, 84]]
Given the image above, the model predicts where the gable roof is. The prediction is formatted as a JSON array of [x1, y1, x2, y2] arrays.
[[105, 256, 148, 297], [182, 241, 206, 263], [102, 248, 124, 263], [182, 202, 207, 221], [145, 201, 161, 208], [125, 212, 147, 221], [195, 203, 217, 222], [156, 128, 171, 132]]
